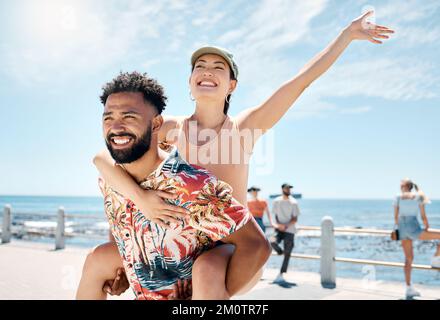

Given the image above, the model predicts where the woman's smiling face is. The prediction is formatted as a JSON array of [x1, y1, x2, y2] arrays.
[[400, 179, 411, 192], [190, 53, 237, 103]]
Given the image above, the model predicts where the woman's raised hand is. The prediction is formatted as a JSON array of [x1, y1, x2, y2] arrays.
[[347, 10, 394, 44]]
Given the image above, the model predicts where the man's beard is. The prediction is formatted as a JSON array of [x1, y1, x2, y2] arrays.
[[282, 190, 291, 196], [105, 126, 152, 164]]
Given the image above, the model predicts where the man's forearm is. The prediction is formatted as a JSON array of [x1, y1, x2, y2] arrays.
[[287, 216, 298, 228], [225, 240, 271, 296], [94, 151, 143, 200]]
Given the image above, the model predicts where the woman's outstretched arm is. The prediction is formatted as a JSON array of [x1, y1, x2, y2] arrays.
[[237, 10, 394, 133]]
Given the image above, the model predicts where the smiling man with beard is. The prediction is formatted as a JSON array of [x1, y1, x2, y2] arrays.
[[76, 71, 271, 300], [106, 122, 152, 164]]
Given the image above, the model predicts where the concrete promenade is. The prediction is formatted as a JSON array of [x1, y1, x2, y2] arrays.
[[0, 241, 438, 300]]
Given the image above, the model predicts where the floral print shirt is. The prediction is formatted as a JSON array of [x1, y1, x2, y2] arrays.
[[99, 147, 251, 300]]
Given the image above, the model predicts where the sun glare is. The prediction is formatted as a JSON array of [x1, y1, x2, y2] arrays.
[[23, 0, 84, 44]]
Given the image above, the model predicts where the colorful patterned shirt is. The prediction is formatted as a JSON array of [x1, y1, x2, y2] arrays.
[[99, 147, 251, 300]]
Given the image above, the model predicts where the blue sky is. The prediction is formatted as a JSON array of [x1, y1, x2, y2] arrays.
[[0, 0, 439, 199]]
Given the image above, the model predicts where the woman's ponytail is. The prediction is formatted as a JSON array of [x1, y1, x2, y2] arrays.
[[412, 182, 431, 205]]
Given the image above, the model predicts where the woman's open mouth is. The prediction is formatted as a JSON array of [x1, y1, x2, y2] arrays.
[[197, 80, 218, 88]]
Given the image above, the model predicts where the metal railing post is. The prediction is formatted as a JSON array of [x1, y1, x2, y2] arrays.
[[320, 216, 336, 288], [55, 207, 65, 250], [1, 205, 12, 244]]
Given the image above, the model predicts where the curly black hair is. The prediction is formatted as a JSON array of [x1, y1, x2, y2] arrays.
[[100, 71, 167, 114]]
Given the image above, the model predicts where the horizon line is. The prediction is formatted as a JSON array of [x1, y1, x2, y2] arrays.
[[1, 194, 439, 201]]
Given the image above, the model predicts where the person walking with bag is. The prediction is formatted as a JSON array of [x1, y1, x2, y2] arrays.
[[393, 178, 440, 298]]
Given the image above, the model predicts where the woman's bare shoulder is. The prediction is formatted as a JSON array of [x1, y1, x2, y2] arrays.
[[159, 115, 187, 141]]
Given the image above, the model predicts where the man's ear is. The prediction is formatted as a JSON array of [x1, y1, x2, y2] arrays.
[[152, 114, 163, 133]]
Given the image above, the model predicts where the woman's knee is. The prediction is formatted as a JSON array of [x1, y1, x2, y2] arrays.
[[193, 244, 234, 280], [83, 242, 121, 275], [405, 256, 414, 265]]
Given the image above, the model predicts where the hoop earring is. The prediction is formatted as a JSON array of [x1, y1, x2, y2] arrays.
[[189, 91, 195, 101], [225, 94, 231, 104]]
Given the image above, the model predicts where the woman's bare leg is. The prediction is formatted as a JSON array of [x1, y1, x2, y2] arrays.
[[419, 230, 440, 241], [76, 242, 123, 300], [191, 244, 263, 300], [235, 268, 263, 295], [192, 244, 233, 300], [418, 231, 440, 255], [401, 240, 413, 286]]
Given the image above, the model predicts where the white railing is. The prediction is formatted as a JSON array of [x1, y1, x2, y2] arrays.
[[266, 218, 440, 287], [0, 205, 108, 250], [1, 205, 439, 288]]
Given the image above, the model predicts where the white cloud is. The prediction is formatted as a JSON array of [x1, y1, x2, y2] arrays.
[[222, 0, 327, 55], [213, 0, 328, 107], [287, 95, 338, 120], [0, 0, 189, 84], [280, 55, 438, 120], [141, 59, 160, 69], [376, 1, 440, 24], [214, 0, 440, 119], [315, 58, 439, 101], [192, 12, 226, 27], [397, 26, 440, 47], [2, 0, 439, 119], [339, 106, 371, 115], [375, 1, 440, 47]]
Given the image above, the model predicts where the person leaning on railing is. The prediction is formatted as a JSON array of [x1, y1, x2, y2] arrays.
[[393, 178, 440, 299]]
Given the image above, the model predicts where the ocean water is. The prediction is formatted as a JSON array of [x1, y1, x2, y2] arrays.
[[1, 195, 440, 287]]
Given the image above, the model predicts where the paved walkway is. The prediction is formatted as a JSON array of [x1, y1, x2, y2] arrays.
[[0, 241, 438, 300]]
